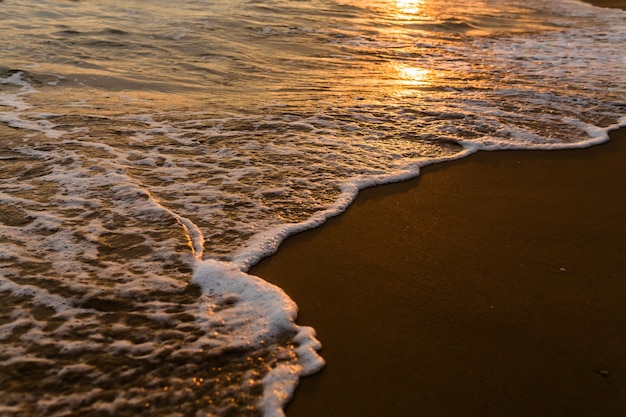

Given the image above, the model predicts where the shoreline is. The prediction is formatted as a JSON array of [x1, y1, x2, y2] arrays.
[[252, 124, 626, 416], [250, 1, 626, 416], [252, 126, 626, 416]]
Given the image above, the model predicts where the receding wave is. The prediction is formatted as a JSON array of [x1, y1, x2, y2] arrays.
[[1, 0, 624, 415]]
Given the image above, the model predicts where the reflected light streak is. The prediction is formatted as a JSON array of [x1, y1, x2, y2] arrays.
[[386, 63, 436, 98], [395, 0, 425, 16], [397, 65, 432, 86], [331, 0, 439, 100]]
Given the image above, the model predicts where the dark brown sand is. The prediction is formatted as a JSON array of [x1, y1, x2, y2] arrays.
[[583, 0, 626, 6], [251, 1, 626, 413], [253, 127, 626, 417]]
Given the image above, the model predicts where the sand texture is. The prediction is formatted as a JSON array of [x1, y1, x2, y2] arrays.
[[252, 124, 626, 417]]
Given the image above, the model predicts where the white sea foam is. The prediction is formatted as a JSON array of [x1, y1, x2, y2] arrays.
[[0, 73, 68, 138], [192, 260, 324, 415]]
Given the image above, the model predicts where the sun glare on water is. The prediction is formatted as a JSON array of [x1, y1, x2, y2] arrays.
[[397, 65, 432, 86], [395, 0, 425, 15], [333, 0, 438, 99]]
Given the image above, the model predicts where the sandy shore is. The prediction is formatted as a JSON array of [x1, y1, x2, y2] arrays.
[[251, 1, 626, 412], [253, 125, 626, 417]]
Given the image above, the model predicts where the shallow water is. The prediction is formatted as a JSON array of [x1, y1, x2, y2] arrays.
[[1, 0, 625, 415]]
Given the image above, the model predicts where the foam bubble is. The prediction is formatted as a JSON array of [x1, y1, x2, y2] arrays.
[[190, 260, 324, 414]]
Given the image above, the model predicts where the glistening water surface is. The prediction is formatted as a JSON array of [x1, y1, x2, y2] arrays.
[[1, 0, 625, 415]]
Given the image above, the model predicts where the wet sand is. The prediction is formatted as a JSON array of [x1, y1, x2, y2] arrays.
[[583, 0, 626, 6], [253, 124, 626, 416], [251, 1, 626, 413], [253, 128, 626, 417]]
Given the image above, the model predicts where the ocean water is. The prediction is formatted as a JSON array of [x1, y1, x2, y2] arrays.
[[1, 0, 624, 415]]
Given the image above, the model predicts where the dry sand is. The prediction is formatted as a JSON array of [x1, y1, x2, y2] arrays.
[[251, 1, 626, 414]]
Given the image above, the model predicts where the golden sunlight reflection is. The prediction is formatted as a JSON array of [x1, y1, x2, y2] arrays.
[[388, 64, 436, 97], [339, 0, 431, 22], [397, 65, 432, 86], [395, 0, 425, 16], [331, 0, 442, 100]]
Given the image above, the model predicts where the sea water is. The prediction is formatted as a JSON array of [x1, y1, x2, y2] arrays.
[[0, 0, 624, 415]]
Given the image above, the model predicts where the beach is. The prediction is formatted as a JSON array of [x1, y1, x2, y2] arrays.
[[1, 0, 624, 415], [252, 121, 626, 417], [250, 1, 626, 415]]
